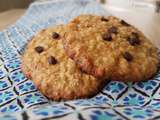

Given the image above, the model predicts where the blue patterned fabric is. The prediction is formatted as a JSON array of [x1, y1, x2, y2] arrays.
[[0, 0, 160, 119]]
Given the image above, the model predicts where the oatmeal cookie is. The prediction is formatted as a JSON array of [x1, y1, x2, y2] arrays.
[[21, 25, 104, 101], [63, 14, 158, 82]]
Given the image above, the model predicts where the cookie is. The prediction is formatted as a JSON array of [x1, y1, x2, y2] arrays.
[[63, 14, 159, 82], [21, 25, 105, 101]]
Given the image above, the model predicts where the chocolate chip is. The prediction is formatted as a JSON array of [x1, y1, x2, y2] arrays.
[[101, 17, 109, 22], [108, 26, 118, 34], [52, 32, 60, 39], [128, 32, 140, 45], [123, 52, 133, 62], [48, 56, 57, 65], [35, 46, 44, 53], [132, 32, 139, 38], [121, 20, 130, 26], [41, 29, 46, 32], [128, 37, 140, 45], [102, 33, 112, 41]]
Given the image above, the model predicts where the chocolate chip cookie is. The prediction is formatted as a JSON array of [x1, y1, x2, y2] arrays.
[[21, 25, 105, 101], [64, 14, 159, 82]]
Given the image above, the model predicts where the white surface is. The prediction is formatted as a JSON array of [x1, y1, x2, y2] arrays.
[[103, 4, 160, 48]]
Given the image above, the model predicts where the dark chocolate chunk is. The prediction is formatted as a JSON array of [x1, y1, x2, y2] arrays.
[[108, 26, 118, 34], [101, 17, 109, 22], [35, 46, 44, 53], [128, 32, 140, 45], [123, 52, 133, 62], [102, 33, 112, 41], [48, 56, 57, 65], [52, 32, 60, 39], [132, 32, 139, 38], [121, 20, 130, 26], [41, 29, 46, 32], [128, 37, 140, 45]]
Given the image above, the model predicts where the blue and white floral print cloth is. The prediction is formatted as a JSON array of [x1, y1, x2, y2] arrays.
[[0, 0, 160, 119]]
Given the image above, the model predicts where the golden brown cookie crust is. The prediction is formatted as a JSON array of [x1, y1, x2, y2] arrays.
[[63, 14, 159, 82], [21, 25, 104, 101]]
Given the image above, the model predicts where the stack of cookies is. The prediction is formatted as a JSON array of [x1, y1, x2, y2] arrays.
[[21, 14, 159, 101]]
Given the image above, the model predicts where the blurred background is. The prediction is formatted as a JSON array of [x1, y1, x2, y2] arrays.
[[0, 0, 159, 30], [0, 0, 33, 12], [0, 0, 34, 30], [0, 0, 159, 47]]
